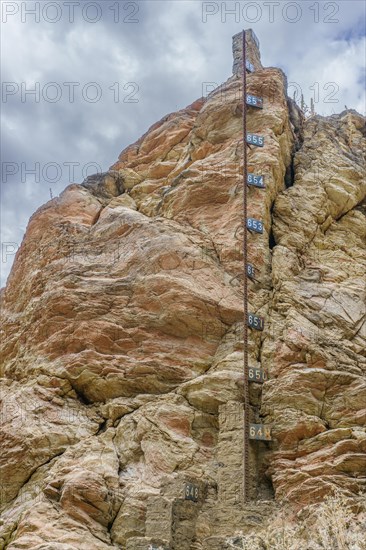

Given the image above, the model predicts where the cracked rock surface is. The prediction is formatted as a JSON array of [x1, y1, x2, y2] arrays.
[[1, 32, 365, 549]]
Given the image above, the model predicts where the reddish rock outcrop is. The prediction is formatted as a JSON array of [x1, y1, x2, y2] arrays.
[[1, 30, 365, 549]]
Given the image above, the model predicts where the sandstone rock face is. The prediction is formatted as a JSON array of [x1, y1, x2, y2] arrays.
[[1, 31, 365, 549], [263, 110, 366, 504]]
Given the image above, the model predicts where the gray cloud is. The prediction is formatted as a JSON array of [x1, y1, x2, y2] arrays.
[[1, 0, 365, 286]]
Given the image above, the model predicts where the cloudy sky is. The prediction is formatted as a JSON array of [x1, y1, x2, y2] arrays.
[[1, 0, 365, 287]]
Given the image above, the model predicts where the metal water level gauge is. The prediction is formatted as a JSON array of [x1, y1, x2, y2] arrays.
[[241, 29, 272, 503]]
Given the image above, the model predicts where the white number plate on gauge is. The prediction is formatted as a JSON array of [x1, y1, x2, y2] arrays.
[[246, 94, 263, 108], [248, 367, 267, 383], [249, 424, 272, 441], [247, 218, 263, 233], [247, 173, 265, 188], [246, 133, 264, 147], [184, 483, 199, 502], [246, 60, 255, 72], [247, 313, 264, 331]]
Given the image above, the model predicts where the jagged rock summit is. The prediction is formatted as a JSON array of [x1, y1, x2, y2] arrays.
[[1, 30, 365, 550]]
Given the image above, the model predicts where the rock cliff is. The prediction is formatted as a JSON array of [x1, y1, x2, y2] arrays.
[[1, 30, 365, 549]]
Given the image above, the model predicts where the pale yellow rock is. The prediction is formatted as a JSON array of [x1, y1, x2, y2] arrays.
[[118, 168, 143, 190], [1, 29, 365, 549]]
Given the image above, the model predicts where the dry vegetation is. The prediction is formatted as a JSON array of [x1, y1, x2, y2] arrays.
[[227, 492, 366, 550]]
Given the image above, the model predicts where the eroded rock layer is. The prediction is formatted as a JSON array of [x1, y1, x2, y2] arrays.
[[1, 30, 365, 549]]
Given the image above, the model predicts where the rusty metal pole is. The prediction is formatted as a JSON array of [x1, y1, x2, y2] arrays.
[[242, 29, 250, 503]]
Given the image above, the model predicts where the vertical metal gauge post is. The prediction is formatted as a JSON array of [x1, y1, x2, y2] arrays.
[[242, 30, 250, 503]]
